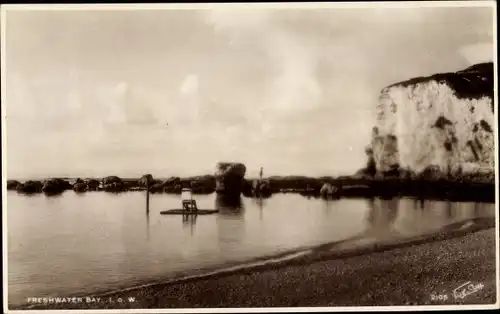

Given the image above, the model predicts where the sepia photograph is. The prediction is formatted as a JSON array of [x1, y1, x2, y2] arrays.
[[1, 1, 498, 312]]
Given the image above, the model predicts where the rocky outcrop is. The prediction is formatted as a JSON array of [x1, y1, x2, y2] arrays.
[[165, 176, 181, 186], [16, 180, 43, 194], [70, 178, 101, 192], [101, 176, 125, 192], [7, 180, 21, 190], [268, 176, 323, 193], [320, 183, 339, 199], [102, 176, 121, 184], [148, 177, 182, 194], [250, 179, 272, 198], [356, 147, 378, 178], [242, 179, 253, 197], [215, 162, 246, 196], [85, 179, 100, 191], [73, 182, 87, 193], [369, 62, 494, 179], [190, 175, 216, 194], [139, 174, 154, 188], [162, 184, 182, 194], [41, 178, 73, 195]]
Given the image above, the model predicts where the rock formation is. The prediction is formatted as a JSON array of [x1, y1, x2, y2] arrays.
[[41, 178, 73, 195], [190, 175, 216, 194], [16, 180, 43, 194], [101, 176, 125, 192], [369, 62, 494, 178], [157, 177, 182, 193], [7, 180, 21, 190], [320, 182, 339, 199], [85, 179, 101, 191], [73, 182, 87, 193], [251, 179, 272, 198], [356, 147, 378, 178], [139, 174, 154, 189], [214, 162, 246, 196], [267, 176, 323, 193], [165, 176, 181, 186]]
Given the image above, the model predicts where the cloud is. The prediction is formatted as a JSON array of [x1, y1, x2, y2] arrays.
[[180, 74, 199, 95], [205, 8, 324, 128], [5, 7, 494, 178]]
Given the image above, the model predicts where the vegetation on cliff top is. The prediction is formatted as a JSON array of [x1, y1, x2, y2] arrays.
[[386, 62, 494, 108]]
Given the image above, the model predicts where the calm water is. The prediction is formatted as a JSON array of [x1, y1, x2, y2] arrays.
[[7, 191, 495, 305]]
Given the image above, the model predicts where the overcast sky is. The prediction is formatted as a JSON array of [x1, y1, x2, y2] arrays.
[[3, 4, 495, 179]]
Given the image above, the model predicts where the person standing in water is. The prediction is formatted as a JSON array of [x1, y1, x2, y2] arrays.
[[259, 167, 263, 181]]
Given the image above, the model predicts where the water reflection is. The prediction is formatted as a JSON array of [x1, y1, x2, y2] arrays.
[[215, 194, 245, 216], [253, 197, 266, 220], [215, 194, 245, 257], [361, 197, 487, 240], [447, 201, 455, 219], [364, 197, 401, 239], [145, 190, 150, 240], [413, 198, 425, 210], [322, 199, 336, 215], [182, 214, 197, 236], [45, 192, 66, 198]]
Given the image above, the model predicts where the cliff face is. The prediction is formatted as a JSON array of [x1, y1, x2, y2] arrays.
[[371, 62, 495, 175]]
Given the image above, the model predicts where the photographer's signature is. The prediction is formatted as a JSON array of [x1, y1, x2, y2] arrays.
[[452, 281, 484, 300], [430, 281, 484, 302]]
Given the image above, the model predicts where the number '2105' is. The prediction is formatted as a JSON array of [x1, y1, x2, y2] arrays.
[[430, 293, 448, 301]]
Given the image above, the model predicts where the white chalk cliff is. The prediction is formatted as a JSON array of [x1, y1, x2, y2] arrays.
[[370, 62, 494, 175]]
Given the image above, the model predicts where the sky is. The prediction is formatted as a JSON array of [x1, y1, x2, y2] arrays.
[[2, 4, 495, 179]]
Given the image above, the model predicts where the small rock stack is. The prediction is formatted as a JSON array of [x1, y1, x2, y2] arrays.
[[214, 162, 247, 196]]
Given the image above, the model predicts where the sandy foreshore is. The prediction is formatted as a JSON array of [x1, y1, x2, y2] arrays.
[[13, 217, 497, 310]]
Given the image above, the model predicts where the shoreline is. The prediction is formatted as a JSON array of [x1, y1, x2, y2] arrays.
[[12, 216, 496, 310]]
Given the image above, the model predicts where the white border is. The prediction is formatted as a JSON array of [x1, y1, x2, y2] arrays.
[[1, 1, 498, 313], [0, 1, 496, 10], [493, 0, 500, 310]]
